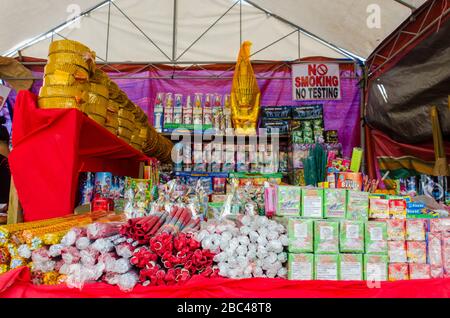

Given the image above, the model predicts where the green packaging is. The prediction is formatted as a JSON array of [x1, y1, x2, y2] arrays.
[[314, 254, 339, 280], [288, 253, 314, 280], [346, 190, 369, 221], [314, 220, 339, 254], [339, 254, 363, 280], [365, 221, 388, 254], [363, 254, 388, 281], [276, 186, 301, 216], [324, 189, 347, 219], [369, 195, 390, 219], [350, 147, 363, 172], [339, 220, 365, 253], [301, 188, 324, 218], [288, 218, 314, 253]]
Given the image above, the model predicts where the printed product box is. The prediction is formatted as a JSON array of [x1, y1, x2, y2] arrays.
[[314, 220, 339, 254], [288, 253, 314, 280], [346, 191, 369, 221], [337, 172, 363, 191], [276, 186, 301, 217], [288, 218, 314, 253], [339, 220, 364, 253], [388, 263, 409, 281], [409, 263, 431, 280], [365, 221, 388, 255], [314, 254, 339, 281], [324, 189, 347, 219], [442, 232, 450, 278], [388, 241, 407, 263], [428, 232, 444, 278], [301, 188, 323, 218], [406, 241, 427, 264], [369, 196, 389, 219], [429, 218, 450, 234], [364, 254, 388, 281], [339, 254, 363, 281], [406, 219, 426, 241], [388, 197, 407, 219], [386, 219, 405, 241]]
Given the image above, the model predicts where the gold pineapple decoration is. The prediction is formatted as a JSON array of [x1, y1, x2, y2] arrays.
[[231, 41, 261, 135]]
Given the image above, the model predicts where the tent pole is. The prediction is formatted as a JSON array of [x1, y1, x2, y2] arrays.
[[106, 0, 111, 62], [172, 0, 178, 62]]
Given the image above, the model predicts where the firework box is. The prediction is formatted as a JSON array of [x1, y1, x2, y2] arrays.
[[339, 254, 363, 280], [364, 254, 388, 281], [406, 241, 427, 264], [324, 188, 347, 219], [369, 196, 389, 219], [337, 172, 363, 191], [314, 254, 339, 280], [314, 220, 339, 254], [346, 190, 369, 221], [406, 219, 427, 241], [301, 188, 324, 218], [339, 220, 364, 253], [409, 263, 431, 280], [350, 148, 363, 173], [388, 263, 409, 281], [388, 241, 407, 263], [288, 253, 314, 280], [429, 218, 450, 233], [388, 197, 407, 219], [365, 221, 388, 255], [276, 186, 301, 216], [288, 218, 314, 253], [386, 219, 405, 241]]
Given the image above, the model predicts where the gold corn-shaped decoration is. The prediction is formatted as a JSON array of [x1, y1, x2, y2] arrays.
[[230, 41, 261, 135]]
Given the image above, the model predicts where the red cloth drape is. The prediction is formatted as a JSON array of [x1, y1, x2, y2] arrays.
[[0, 267, 449, 298], [8, 91, 149, 221]]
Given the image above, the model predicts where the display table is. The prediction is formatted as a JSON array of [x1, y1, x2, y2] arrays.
[[8, 91, 149, 222], [0, 267, 448, 298]]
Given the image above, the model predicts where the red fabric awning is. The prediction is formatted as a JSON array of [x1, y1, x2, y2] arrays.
[[1, 267, 449, 298]]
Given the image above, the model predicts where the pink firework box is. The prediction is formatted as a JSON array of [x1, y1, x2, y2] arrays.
[[406, 219, 427, 241], [409, 263, 431, 280], [386, 219, 406, 241], [430, 218, 450, 234], [444, 232, 450, 278], [428, 232, 444, 278], [406, 241, 427, 264], [388, 263, 409, 281], [388, 241, 407, 263]]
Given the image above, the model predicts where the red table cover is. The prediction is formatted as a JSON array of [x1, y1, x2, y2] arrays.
[[0, 267, 449, 298], [8, 91, 149, 222]]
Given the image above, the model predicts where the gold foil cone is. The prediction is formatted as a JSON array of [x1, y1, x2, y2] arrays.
[[118, 117, 135, 131], [91, 69, 110, 86], [118, 108, 134, 120], [44, 63, 89, 80], [48, 53, 93, 72], [108, 100, 120, 112], [84, 103, 107, 118], [49, 40, 91, 56], [38, 97, 81, 109], [39, 85, 87, 99], [88, 83, 109, 99], [88, 113, 106, 126]]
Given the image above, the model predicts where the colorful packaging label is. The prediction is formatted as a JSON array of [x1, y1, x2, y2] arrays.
[[388, 263, 409, 281], [288, 253, 314, 280], [346, 191, 369, 221], [315, 254, 338, 280], [339, 220, 364, 253], [314, 220, 339, 254], [388, 241, 407, 263], [339, 254, 363, 280], [364, 254, 388, 281], [288, 219, 314, 253], [301, 188, 324, 218], [365, 221, 388, 255], [276, 186, 301, 216], [386, 219, 405, 241], [337, 172, 363, 191], [369, 197, 389, 219], [324, 189, 347, 218]]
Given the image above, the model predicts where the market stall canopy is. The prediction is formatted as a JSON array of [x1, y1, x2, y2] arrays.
[[0, 0, 426, 63]]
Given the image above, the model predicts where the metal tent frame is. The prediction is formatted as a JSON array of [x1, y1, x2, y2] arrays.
[[9, 0, 365, 66]]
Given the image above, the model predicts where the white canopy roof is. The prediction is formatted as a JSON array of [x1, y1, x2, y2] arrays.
[[0, 0, 427, 63]]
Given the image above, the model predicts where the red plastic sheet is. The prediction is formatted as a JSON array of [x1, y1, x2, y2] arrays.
[[8, 91, 149, 222], [1, 267, 449, 298]]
